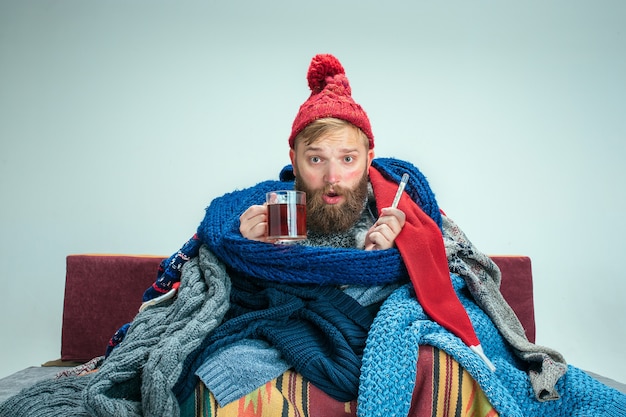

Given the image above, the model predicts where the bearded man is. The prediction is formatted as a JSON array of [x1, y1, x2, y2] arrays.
[[240, 117, 406, 251]]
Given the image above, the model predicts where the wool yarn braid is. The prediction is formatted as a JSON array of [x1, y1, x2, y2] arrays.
[[113, 157, 565, 400], [0, 245, 230, 417], [0, 374, 93, 417], [84, 245, 231, 417]]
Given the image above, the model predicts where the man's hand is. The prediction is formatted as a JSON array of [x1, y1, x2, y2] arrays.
[[239, 204, 269, 242], [364, 207, 406, 251]]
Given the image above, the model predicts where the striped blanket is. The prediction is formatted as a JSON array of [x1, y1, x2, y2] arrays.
[[179, 346, 497, 417]]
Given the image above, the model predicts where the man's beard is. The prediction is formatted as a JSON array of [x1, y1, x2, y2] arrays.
[[295, 171, 369, 234]]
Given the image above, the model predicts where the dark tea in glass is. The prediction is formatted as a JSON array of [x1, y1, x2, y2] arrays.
[[266, 190, 307, 243]]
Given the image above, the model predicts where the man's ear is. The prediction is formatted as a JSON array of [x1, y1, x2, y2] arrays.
[[367, 149, 375, 167], [289, 148, 296, 170]]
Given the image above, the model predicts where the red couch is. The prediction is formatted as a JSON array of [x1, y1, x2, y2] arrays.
[[60, 254, 536, 363]]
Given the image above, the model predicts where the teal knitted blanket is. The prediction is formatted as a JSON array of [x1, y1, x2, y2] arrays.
[[358, 277, 626, 416]]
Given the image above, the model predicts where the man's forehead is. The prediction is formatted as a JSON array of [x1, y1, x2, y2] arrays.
[[297, 127, 367, 151], [302, 142, 361, 153]]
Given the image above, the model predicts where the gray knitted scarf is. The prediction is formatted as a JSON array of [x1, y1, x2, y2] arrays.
[[442, 215, 567, 400], [0, 246, 231, 417]]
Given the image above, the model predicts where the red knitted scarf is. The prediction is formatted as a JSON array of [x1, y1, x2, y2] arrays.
[[369, 166, 481, 349]]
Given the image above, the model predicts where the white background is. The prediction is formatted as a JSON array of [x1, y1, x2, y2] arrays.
[[1, 1, 625, 384]]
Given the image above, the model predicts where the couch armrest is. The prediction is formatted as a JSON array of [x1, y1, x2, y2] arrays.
[[489, 255, 536, 343], [60, 254, 164, 362]]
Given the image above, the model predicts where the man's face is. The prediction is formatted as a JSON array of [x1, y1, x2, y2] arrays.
[[289, 126, 374, 234]]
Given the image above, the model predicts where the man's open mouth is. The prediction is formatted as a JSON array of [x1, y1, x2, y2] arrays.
[[323, 191, 342, 204]]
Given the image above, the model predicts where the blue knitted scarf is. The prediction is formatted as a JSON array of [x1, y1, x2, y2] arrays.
[[196, 157, 439, 286], [141, 157, 439, 302]]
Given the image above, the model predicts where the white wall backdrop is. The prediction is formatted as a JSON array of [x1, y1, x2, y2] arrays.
[[1, 0, 625, 384]]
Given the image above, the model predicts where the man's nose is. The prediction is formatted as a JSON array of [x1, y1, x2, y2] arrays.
[[324, 162, 341, 185]]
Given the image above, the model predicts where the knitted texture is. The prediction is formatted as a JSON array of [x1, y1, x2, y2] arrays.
[[0, 245, 231, 417], [106, 234, 204, 357], [357, 278, 626, 417], [173, 275, 374, 403], [370, 158, 442, 229], [105, 323, 130, 357], [84, 246, 230, 417], [142, 233, 202, 302], [443, 215, 568, 400], [0, 374, 93, 417], [289, 54, 374, 148], [55, 356, 104, 379], [195, 339, 290, 406]]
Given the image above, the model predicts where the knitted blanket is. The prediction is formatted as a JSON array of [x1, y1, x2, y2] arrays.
[[0, 246, 231, 417], [358, 278, 626, 416], [173, 273, 375, 403]]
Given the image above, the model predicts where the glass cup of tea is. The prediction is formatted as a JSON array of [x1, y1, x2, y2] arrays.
[[266, 190, 307, 244]]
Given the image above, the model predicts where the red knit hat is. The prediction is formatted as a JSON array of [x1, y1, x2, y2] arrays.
[[289, 54, 374, 149]]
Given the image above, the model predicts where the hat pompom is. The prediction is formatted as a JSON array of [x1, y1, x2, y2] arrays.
[[307, 54, 345, 93]]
